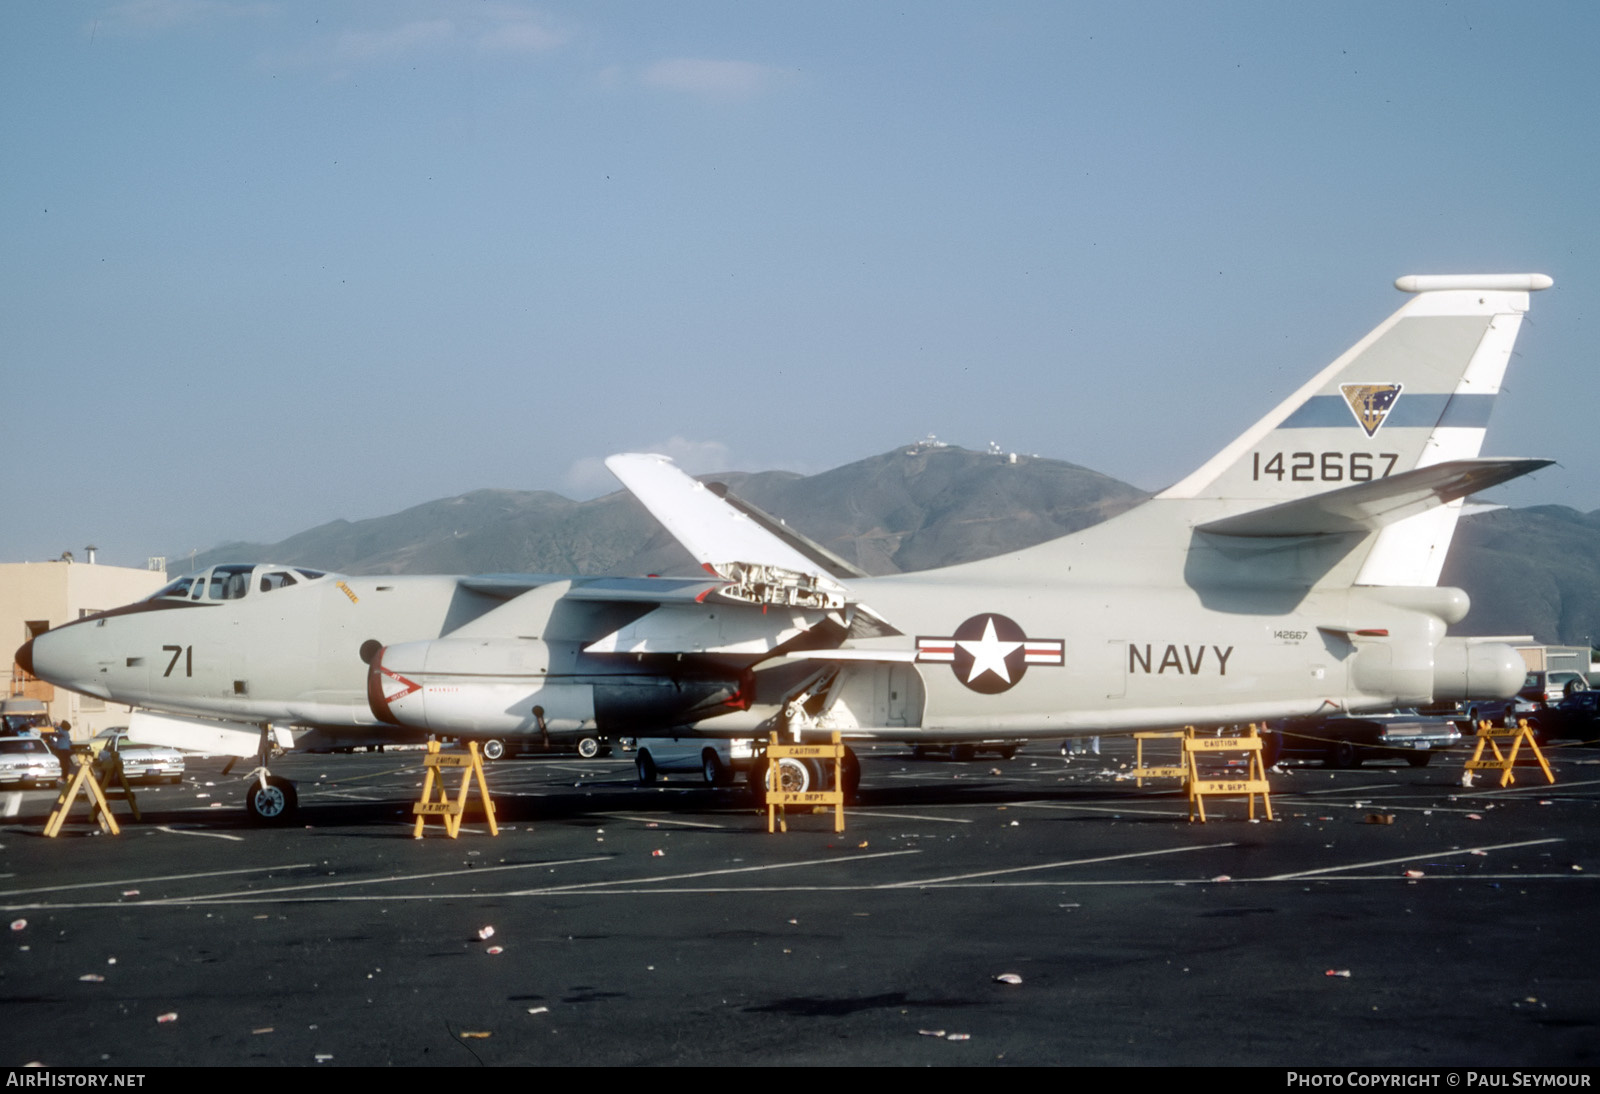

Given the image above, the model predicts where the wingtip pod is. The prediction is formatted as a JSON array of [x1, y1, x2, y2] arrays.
[[1395, 273, 1553, 293]]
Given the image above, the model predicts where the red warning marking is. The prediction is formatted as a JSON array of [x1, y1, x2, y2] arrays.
[[379, 665, 421, 704]]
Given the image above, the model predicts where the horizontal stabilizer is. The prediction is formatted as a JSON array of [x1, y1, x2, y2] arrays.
[[1196, 457, 1553, 537]]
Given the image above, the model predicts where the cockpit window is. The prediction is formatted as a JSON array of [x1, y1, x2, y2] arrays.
[[152, 576, 196, 600], [206, 564, 255, 601], [149, 564, 327, 602], [259, 571, 298, 593]]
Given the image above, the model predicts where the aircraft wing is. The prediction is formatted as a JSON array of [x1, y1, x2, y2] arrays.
[[460, 573, 723, 604], [697, 482, 869, 579], [606, 453, 838, 578], [452, 484, 895, 656], [1196, 457, 1553, 537]]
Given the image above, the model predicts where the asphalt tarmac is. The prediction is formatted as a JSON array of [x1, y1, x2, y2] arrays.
[[2, 738, 1597, 1067]]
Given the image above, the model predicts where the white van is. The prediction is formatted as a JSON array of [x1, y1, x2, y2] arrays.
[[633, 737, 757, 786], [633, 737, 858, 794]]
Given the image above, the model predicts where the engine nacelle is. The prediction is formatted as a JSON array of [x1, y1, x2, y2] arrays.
[[367, 637, 747, 735], [368, 637, 595, 735], [1432, 638, 1525, 702]]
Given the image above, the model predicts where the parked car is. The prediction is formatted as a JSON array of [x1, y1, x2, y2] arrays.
[[0, 736, 62, 787], [1519, 670, 1589, 704], [477, 735, 611, 761], [1458, 697, 1544, 741], [1528, 690, 1600, 746], [1461, 698, 1525, 726], [1268, 710, 1462, 768], [89, 729, 185, 783]]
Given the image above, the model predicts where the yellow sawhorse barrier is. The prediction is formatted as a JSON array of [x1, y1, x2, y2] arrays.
[[1464, 719, 1554, 788], [762, 732, 846, 834], [44, 750, 135, 837], [1132, 730, 1188, 788], [1186, 724, 1273, 823], [412, 741, 498, 839]]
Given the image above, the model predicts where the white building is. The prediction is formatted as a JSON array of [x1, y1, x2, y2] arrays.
[[3, 556, 168, 739]]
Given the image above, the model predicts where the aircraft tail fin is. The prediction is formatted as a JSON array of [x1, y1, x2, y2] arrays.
[[1159, 273, 1551, 585], [1160, 274, 1549, 504]]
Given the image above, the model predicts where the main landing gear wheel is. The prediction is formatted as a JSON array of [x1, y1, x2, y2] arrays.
[[245, 775, 298, 824], [760, 756, 811, 794], [637, 752, 658, 785]]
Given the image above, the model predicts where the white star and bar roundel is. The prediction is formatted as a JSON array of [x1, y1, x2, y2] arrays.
[[915, 613, 1065, 694]]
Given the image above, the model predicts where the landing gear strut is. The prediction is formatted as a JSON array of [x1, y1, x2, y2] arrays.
[[242, 722, 298, 824]]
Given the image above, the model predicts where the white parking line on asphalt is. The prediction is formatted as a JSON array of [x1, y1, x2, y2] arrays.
[[154, 825, 244, 841], [517, 850, 922, 896], [1268, 798, 1482, 814], [52, 849, 927, 907], [150, 855, 613, 904], [0, 863, 316, 901], [844, 810, 973, 823], [880, 842, 1235, 888], [600, 813, 728, 829], [1010, 802, 1189, 818], [1262, 837, 1563, 881], [1466, 777, 1600, 798]]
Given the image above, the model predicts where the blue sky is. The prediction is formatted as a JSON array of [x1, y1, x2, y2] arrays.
[[3, 1, 1596, 568]]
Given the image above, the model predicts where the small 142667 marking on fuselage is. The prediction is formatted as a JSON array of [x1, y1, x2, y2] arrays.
[[1128, 643, 1234, 675]]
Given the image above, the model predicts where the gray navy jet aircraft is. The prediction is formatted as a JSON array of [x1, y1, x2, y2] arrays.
[[17, 273, 1554, 820]]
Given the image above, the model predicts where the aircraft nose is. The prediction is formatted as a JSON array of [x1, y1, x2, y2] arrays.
[[17, 628, 84, 690]]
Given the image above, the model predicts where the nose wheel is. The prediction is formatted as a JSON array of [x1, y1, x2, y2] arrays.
[[244, 774, 299, 824], [239, 723, 299, 824]]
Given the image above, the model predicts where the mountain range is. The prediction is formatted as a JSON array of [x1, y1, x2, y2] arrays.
[[185, 445, 1600, 647]]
